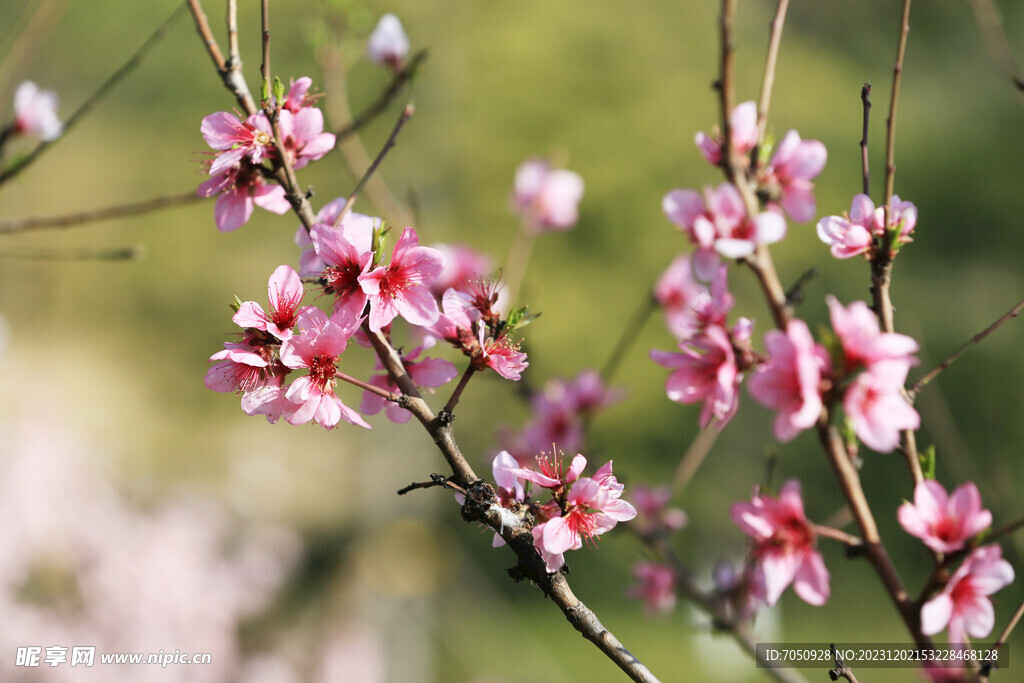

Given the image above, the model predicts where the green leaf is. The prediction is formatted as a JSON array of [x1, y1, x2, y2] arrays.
[[506, 306, 540, 331], [273, 77, 286, 107], [230, 295, 243, 313], [920, 444, 936, 480]]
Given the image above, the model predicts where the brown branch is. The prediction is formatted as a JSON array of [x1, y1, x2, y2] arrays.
[[817, 420, 931, 648], [334, 369, 399, 402], [0, 2, 186, 189], [226, 0, 241, 75], [754, 0, 790, 154], [186, 0, 257, 115], [672, 423, 721, 493], [860, 83, 872, 197], [336, 49, 428, 142], [975, 597, 1024, 682], [909, 297, 1024, 400], [0, 191, 202, 234], [717, 0, 791, 330]]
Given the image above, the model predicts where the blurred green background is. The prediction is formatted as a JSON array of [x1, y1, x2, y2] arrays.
[[1, 0, 1022, 680]]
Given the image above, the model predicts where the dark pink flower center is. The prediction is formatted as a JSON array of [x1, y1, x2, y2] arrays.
[[323, 264, 362, 299], [565, 507, 600, 547], [377, 266, 411, 301], [763, 515, 813, 555], [308, 354, 337, 391]]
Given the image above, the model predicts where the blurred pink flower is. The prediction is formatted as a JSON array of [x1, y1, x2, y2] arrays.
[[662, 183, 785, 279], [512, 158, 585, 231], [748, 319, 829, 442], [731, 479, 830, 606], [828, 297, 919, 371], [921, 545, 1014, 644], [695, 100, 757, 166], [655, 256, 733, 340], [629, 562, 676, 614], [359, 227, 444, 332], [898, 480, 992, 555], [429, 243, 493, 298], [367, 14, 410, 69], [13, 81, 61, 140], [233, 265, 310, 342], [650, 324, 740, 428], [762, 130, 827, 222], [631, 484, 687, 536], [843, 361, 919, 452], [282, 76, 312, 113]]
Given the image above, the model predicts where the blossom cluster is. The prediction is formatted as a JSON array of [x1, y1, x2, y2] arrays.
[[487, 450, 636, 573], [196, 77, 336, 232], [206, 218, 528, 428], [652, 101, 921, 453]]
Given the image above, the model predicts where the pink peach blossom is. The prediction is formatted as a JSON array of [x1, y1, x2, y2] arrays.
[[748, 319, 829, 442], [233, 265, 310, 341], [731, 479, 830, 606], [898, 481, 992, 554], [283, 77, 313, 113], [827, 297, 919, 371], [309, 214, 378, 320], [240, 375, 296, 424], [276, 107, 335, 169], [631, 484, 687, 536], [920, 545, 1014, 644], [655, 256, 733, 340], [359, 227, 444, 332], [197, 158, 290, 232], [201, 111, 274, 176], [650, 324, 740, 428], [512, 158, 585, 231], [279, 309, 369, 429], [13, 81, 61, 140], [817, 193, 917, 258], [695, 101, 758, 166], [762, 130, 827, 222], [539, 476, 636, 556], [662, 183, 785, 279], [430, 243, 493, 298], [367, 14, 410, 69], [843, 361, 920, 452], [205, 342, 270, 394]]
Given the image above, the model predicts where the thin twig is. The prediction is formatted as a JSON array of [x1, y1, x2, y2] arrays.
[[600, 294, 658, 383], [260, 0, 271, 106], [0, 191, 202, 234], [317, 35, 413, 228], [967, 0, 1024, 109], [334, 369, 399, 402], [0, 245, 143, 261], [976, 597, 1024, 681], [883, 0, 912, 224], [334, 104, 415, 227], [909, 297, 1024, 400], [0, 3, 187, 189], [754, 0, 790, 154], [811, 524, 863, 549], [443, 366, 476, 414], [337, 50, 428, 141], [860, 83, 872, 197], [672, 423, 721, 493]]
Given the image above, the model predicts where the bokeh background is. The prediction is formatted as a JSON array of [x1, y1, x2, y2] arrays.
[[1, 0, 1022, 680]]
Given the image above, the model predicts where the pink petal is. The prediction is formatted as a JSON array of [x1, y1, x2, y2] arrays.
[[214, 191, 253, 232], [760, 552, 799, 606], [662, 189, 705, 229], [920, 594, 954, 636], [233, 301, 269, 329], [542, 516, 580, 555], [792, 551, 830, 606]]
